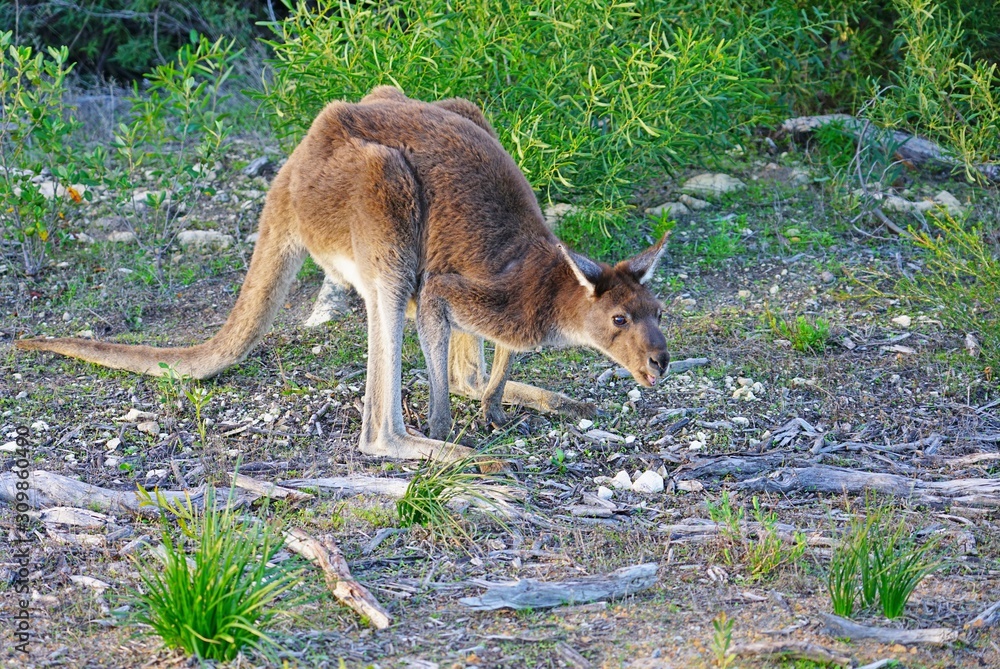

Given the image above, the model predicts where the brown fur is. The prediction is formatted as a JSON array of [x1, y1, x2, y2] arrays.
[[16, 87, 669, 461]]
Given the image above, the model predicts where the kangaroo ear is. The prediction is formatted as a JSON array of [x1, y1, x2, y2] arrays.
[[624, 232, 670, 284], [557, 244, 603, 296]]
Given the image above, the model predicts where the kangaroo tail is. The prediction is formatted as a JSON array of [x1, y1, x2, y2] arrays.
[[16, 181, 307, 380]]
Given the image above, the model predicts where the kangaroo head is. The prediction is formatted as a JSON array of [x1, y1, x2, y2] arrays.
[[558, 235, 670, 387]]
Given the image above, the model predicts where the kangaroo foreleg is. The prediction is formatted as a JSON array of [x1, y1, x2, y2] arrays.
[[447, 330, 596, 421]]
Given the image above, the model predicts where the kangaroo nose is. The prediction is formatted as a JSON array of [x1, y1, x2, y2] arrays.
[[648, 352, 669, 376]]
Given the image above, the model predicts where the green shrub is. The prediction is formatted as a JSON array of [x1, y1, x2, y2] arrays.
[[260, 0, 781, 225], [707, 492, 806, 582], [869, 0, 1000, 178], [108, 34, 240, 269], [133, 487, 304, 661], [764, 310, 830, 353], [901, 212, 1000, 372], [0, 1, 269, 81], [0, 31, 90, 275]]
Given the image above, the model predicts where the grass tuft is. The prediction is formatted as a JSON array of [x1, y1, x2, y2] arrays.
[[132, 487, 304, 661]]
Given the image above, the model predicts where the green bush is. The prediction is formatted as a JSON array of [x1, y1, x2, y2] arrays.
[[0, 31, 93, 275], [869, 0, 1000, 176], [0, 1, 271, 81], [260, 0, 784, 220], [901, 213, 1000, 372]]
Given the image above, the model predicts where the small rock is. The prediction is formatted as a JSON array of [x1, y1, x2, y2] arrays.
[[737, 377, 753, 387], [769, 284, 779, 295], [30, 420, 50, 431], [732, 386, 756, 401], [611, 470, 633, 490], [176, 229, 234, 251], [62, 312, 71, 322], [965, 333, 981, 357], [242, 156, 276, 178], [543, 203, 578, 228], [676, 479, 704, 493], [645, 201, 690, 218], [585, 429, 624, 443], [891, 314, 912, 328], [136, 421, 160, 435], [145, 468, 168, 480], [933, 190, 965, 216], [731, 416, 750, 427], [117, 408, 157, 422], [681, 173, 746, 198], [578, 418, 594, 430], [842, 336, 856, 350], [245, 232, 260, 244], [737, 289, 751, 299], [106, 231, 137, 244], [631, 470, 664, 494], [624, 435, 636, 444], [819, 270, 835, 283], [75, 330, 94, 339], [627, 388, 642, 401], [678, 193, 711, 210], [105, 438, 121, 452], [597, 486, 614, 500], [74, 232, 96, 244], [774, 339, 792, 348]]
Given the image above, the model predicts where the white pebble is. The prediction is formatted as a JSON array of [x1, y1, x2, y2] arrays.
[[632, 470, 664, 494]]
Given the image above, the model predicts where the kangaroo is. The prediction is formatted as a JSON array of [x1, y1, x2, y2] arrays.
[[16, 87, 670, 462]]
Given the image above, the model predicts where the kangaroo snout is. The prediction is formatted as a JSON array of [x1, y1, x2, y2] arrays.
[[648, 350, 669, 377]]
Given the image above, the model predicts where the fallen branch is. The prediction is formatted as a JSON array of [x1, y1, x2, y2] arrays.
[[738, 465, 1000, 507], [819, 613, 958, 646], [283, 528, 391, 630], [781, 114, 999, 182], [728, 641, 850, 667], [459, 563, 657, 611], [965, 600, 1000, 631]]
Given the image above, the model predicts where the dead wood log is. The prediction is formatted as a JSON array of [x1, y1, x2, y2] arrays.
[[283, 527, 391, 630], [964, 600, 1000, 631], [738, 465, 1000, 507], [0, 470, 204, 518], [674, 452, 809, 479], [229, 473, 314, 504], [728, 641, 850, 667], [459, 563, 657, 611], [819, 613, 959, 645], [781, 114, 1000, 182]]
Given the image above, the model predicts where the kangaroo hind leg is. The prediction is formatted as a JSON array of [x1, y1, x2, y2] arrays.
[[345, 140, 472, 463]]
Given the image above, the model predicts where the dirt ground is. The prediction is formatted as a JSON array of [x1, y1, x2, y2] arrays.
[[2, 138, 999, 668]]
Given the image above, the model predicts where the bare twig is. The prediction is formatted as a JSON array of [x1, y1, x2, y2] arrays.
[[283, 528, 391, 629]]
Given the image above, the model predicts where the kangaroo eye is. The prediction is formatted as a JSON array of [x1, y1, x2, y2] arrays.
[[612, 315, 628, 327]]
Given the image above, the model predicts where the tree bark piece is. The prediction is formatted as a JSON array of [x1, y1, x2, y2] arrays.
[[781, 114, 999, 182], [230, 473, 315, 504], [728, 641, 850, 667], [459, 563, 657, 611], [819, 613, 959, 645], [738, 465, 1000, 507], [283, 527, 391, 630]]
